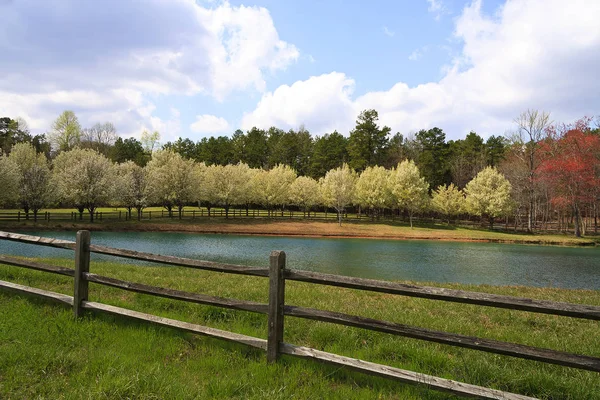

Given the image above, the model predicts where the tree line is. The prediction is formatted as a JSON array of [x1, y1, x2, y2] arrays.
[[0, 110, 598, 236]]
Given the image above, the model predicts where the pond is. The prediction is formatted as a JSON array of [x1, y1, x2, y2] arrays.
[[0, 231, 599, 290]]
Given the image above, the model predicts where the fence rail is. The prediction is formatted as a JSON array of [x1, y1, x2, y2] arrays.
[[1, 230, 599, 399]]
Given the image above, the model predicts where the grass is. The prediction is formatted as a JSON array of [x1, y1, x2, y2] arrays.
[[1, 206, 598, 247], [1, 257, 599, 399]]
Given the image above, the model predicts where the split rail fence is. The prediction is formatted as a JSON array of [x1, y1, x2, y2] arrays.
[[0, 230, 599, 399]]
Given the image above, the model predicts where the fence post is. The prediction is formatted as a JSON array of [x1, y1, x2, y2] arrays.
[[267, 250, 286, 363], [74, 230, 91, 319]]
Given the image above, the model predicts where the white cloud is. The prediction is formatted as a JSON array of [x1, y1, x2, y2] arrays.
[[190, 114, 230, 134], [0, 0, 298, 135], [408, 46, 429, 61], [427, 0, 445, 20], [382, 26, 395, 37], [241, 72, 357, 134], [243, 0, 600, 139]]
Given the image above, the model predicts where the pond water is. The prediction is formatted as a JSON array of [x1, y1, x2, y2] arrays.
[[1, 231, 599, 289]]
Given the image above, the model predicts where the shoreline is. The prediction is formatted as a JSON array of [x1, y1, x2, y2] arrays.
[[1, 219, 597, 247]]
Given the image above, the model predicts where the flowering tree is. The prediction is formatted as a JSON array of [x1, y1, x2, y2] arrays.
[[431, 183, 464, 224], [464, 167, 512, 229], [145, 150, 199, 218], [320, 163, 356, 226], [113, 161, 147, 220], [8, 142, 53, 221], [355, 166, 390, 220], [0, 156, 19, 206], [388, 160, 429, 228], [289, 176, 321, 217], [203, 163, 251, 218], [52, 148, 114, 222], [251, 164, 296, 216]]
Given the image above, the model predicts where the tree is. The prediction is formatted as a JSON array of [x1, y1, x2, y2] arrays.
[[243, 127, 269, 168], [347, 109, 391, 171], [537, 122, 600, 237], [448, 131, 486, 188], [81, 122, 117, 156], [197, 136, 234, 165], [485, 135, 508, 167], [0, 156, 19, 206], [310, 131, 348, 178], [140, 130, 161, 153], [0, 117, 50, 157], [320, 164, 356, 226], [388, 160, 429, 228], [49, 111, 82, 153], [251, 164, 296, 216], [355, 166, 390, 220], [509, 109, 551, 232], [145, 150, 199, 218], [113, 161, 147, 220], [289, 176, 321, 217], [415, 127, 449, 190], [202, 163, 251, 218], [464, 167, 512, 229], [431, 184, 464, 224], [8, 143, 53, 221], [110, 137, 148, 166], [52, 148, 114, 222]]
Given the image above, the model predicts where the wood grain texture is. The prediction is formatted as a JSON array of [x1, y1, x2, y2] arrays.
[[280, 343, 538, 399], [285, 269, 600, 320], [83, 301, 267, 350], [0, 280, 73, 306], [284, 305, 600, 372], [0, 255, 74, 276], [84, 272, 268, 314]]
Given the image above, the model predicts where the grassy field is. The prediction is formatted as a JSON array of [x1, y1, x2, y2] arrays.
[[1, 206, 598, 247], [1, 257, 599, 399]]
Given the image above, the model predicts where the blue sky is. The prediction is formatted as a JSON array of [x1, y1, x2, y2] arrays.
[[1, 0, 599, 143]]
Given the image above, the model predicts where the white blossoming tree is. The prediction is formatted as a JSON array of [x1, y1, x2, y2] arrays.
[[320, 163, 356, 226], [431, 183, 464, 224], [464, 167, 513, 229], [355, 166, 391, 220], [388, 160, 429, 228]]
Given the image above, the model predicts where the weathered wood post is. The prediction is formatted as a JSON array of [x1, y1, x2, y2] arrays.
[[267, 250, 286, 363], [74, 230, 91, 318]]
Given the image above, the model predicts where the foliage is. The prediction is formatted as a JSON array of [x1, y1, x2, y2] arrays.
[[415, 127, 449, 190], [250, 164, 296, 214], [289, 176, 321, 215], [320, 163, 356, 226], [464, 167, 513, 228], [431, 183, 464, 223], [52, 148, 114, 222], [140, 130, 161, 153], [310, 131, 348, 178], [49, 110, 82, 153], [113, 161, 147, 219], [145, 150, 199, 218], [347, 109, 391, 171], [8, 142, 53, 219], [388, 160, 429, 228], [202, 163, 252, 217], [537, 122, 600, 237], [110, 137, 148, 166], [0, 156, 20, 206], [355, 166, 390, 220]]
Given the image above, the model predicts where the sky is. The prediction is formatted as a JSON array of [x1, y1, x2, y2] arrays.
[[1, 0, 599, 143]]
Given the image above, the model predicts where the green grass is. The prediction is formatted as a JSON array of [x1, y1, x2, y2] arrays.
[[1, 258, 599, 399]]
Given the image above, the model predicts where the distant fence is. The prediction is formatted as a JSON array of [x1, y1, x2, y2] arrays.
[[1, 230, 599, 399]]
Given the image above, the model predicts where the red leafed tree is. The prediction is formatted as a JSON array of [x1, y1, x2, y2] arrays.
[[537, 118, 600, 237]]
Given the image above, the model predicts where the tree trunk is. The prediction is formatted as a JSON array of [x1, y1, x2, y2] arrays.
[[574, 204, 581, 237], [338, 210, 342, 226], [409, 211, 413, 229]]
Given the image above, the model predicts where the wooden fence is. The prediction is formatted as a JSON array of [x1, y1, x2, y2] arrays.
[[1, 230, 599, 399]]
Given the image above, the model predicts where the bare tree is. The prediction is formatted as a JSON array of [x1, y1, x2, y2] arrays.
[[82, 122, 117, 156], [509, 109, 551, 232]]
